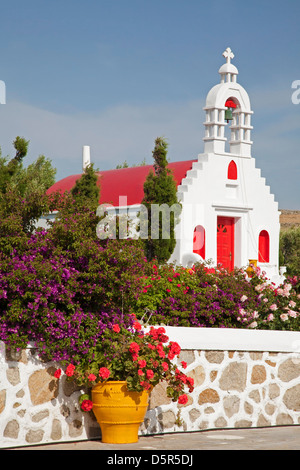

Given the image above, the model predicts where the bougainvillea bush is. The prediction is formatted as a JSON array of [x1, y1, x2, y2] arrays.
[[133, 263, 300, 331], [0, 200, 151, 362]]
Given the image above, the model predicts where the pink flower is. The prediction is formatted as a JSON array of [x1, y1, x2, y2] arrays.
[[240, 295, 248, 302], [99, 367, 110, 379], [178, 394, 188, 405], [288, 310, 297, 318], [112, 324, 120, 333], [267, 313, 274, 321], [269, 304, 278, 311], [280, 314, 289, 321], [65, 364, 75, 377]]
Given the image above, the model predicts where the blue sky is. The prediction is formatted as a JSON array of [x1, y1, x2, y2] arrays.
[[0, 0, 299, 209]]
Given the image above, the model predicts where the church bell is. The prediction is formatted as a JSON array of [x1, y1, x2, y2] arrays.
[[225, 107, 233, 122]]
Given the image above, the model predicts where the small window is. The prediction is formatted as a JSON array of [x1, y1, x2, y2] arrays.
[[193, 225, 205, 259], [228, 160, 237, 180], [258, 230, 270, 263]]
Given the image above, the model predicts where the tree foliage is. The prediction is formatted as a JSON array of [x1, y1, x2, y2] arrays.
[[280, 226, 300, 275], [141, 137, 181, 263], [71, 163, 100, 211], [0, 137, 29, 193], [0, 137, 57, 234]]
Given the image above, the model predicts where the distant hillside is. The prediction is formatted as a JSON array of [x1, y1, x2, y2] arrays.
[[280, 210, 300, 231]]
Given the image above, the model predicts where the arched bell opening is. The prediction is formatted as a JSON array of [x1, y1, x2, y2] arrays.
[[224, 97, 240, 153]]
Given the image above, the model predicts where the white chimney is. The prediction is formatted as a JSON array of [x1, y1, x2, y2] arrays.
[[82, 145, 91, 171]]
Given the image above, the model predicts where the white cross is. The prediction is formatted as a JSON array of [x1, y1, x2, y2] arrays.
[[223, 47, 234, 64]]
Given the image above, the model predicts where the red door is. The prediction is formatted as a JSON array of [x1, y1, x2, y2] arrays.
[[217, 216, 235, 270]]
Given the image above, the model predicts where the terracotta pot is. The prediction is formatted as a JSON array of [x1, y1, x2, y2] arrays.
[[92, 381, 150, 444]]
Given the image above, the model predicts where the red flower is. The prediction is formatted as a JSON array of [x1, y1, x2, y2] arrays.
[[181, 361, 187, 369], [138, 369, 144, 376], [140, 381, 151, 390], [99, 367, 110, 380], [169, 341, 181, 356], [80, 399, 93, 412], [112, 324, 120, 333], [146, 369, 154, 379], [138, 359, 147, 368], [186, 376, 194, 392], [54, 368, 62, 379], [133, 321, 142, 331], [65, 364, 75, 377], [129, 342, 140, 354], [178, 394, 188, 405], [88, 373, 97, 382], [162, 362, 169, 371], [168, 351, 175, 360]]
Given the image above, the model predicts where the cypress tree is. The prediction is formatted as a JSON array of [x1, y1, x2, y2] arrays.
[[141, 137, 181, 263], [71, 163, 100, 211]]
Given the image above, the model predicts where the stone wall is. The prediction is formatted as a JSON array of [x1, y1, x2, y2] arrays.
[[142, 349, 300, 435], [1, 327, 300, 448]]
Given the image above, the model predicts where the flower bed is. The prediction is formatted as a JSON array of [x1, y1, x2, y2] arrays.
[[133, 263, 300, 331]]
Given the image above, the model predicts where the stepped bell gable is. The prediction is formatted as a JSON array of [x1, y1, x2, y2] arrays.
[[170, 47, 280, 282], [46, 48, 281, 282]]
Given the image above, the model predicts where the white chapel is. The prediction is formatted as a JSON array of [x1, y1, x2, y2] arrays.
[[47, 48, 281, 282]]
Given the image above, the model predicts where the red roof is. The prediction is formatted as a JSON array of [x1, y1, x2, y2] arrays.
[[47, 160, 196, 206]]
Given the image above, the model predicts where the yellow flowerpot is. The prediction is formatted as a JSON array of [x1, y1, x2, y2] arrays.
[[246, 259, 257, 278], [91, 381, 150, 444]]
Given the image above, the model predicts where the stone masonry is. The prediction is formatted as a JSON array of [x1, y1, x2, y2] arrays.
[[1, 338, 300, 448], [142, 349, 300, 435]]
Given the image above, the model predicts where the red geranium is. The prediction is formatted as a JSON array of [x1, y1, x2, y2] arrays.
[[146, 369, 154, 379], [129, 342, 140, 354], [65, 364, 75, 377], [178, 394, 188, 405], [54, 368, 62, 379], [99, 367, 110, 380], [80, 399, 93, 412], [133, 321, 142, 331]]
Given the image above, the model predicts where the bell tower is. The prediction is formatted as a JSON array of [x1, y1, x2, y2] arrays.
[[203, 48, 253, 157]]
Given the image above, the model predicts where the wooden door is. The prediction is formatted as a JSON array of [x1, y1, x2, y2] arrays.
[[217, 216, 235, 270]]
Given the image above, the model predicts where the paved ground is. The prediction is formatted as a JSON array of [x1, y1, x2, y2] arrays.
[[9, 426, 300, 451]]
